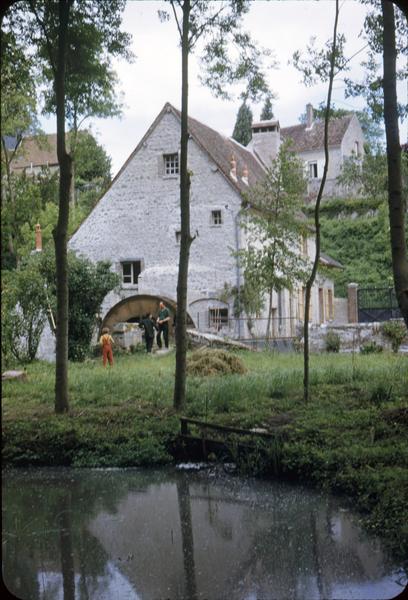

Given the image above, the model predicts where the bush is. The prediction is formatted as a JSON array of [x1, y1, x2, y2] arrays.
[[381, 320, 407, 353], [324, 330, 340, 353], [360, 341, 383, 354]]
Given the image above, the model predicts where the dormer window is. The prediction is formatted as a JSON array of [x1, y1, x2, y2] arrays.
[[164, 153, 179, 175], [211, 210, 222, 226]]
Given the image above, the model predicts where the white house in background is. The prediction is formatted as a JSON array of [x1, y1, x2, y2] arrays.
[[248, 103, 366, 201], [61, 102, 342, 348]]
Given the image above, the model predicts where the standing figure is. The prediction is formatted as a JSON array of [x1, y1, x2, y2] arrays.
[[100, 327, 115, 367], [156, 301, 171, 349], [139, 314, 157, 353]]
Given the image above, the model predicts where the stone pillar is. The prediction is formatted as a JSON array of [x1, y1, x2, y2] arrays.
[[347, 283, 358, 323]]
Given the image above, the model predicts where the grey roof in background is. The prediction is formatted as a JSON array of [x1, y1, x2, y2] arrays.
[[281, 115, 354, 152]]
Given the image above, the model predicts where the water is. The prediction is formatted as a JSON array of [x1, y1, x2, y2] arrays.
[[2, 467, 406, 600]]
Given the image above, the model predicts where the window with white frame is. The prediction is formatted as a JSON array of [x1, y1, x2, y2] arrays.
[[354, 141, 360, 156], [121, 261, 142, 285], [308, 161, 318, 179], [211, 209, 222, 226], [163, 153, 179, 175]]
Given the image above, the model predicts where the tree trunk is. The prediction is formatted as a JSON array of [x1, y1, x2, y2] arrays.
[[54, 0, 72, 414], [174, 0, 192, 411], [303, 0, 339, 402], [381, 0, 408, 328], [265, 287, 273, 341]]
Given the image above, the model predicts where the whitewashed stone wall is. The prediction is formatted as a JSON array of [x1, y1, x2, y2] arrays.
[[69, 109, 243, 323]]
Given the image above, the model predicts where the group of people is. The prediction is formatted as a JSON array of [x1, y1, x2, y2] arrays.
[[99, 302, 173, 366], [139, 301, 172, 353]]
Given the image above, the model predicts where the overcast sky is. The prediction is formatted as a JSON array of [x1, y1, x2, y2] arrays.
[[40, 0, 408, 177]]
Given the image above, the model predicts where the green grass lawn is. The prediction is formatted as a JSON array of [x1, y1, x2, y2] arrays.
[[2, 349, 408, 564]]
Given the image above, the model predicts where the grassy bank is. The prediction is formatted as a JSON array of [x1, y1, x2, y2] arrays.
[[2, 349, 408, 564]]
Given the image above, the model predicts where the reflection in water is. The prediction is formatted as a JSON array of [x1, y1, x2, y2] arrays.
[[2, 467, 406, 600]]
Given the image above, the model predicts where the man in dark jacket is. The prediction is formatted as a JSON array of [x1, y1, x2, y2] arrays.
[[156, 301, 171, 349], [139, 314, 157, 353]]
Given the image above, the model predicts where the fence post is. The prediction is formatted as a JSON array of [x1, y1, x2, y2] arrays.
[[348, 283, 359, 323]]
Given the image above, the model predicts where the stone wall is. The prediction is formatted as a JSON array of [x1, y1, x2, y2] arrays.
[[308, 321, 406, 353]]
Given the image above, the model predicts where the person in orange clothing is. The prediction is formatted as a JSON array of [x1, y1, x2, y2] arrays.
[[100, 327, 115, 367]]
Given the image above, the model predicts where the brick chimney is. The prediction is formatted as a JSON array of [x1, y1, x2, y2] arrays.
[[306, 103, 314, 129], [35, 223, 42, 252], [250, 119, 281, 166]]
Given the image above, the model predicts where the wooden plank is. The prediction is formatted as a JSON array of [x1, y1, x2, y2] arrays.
[[180, 417, 275, 439]]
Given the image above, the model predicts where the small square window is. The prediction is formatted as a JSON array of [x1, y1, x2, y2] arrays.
[[121, 261, 142, 285], [211, 210, 222, 226], [164, 153, 179, 175], [308, 162, 318, 178]]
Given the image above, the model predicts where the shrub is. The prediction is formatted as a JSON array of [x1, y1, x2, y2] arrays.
[[1, 259, 48, 364], [360, 341, 383, 354], [324, 330, 340, 353], [381, 320, 407, 353]]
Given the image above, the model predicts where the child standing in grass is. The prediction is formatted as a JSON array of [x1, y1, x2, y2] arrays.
[[100, 327, 115, 367]]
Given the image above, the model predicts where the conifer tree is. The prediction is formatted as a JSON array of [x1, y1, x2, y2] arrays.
[[232, 101, 253, 146], [260, 95, 274, 120]]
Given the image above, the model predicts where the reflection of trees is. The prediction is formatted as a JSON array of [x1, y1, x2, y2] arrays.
[[177, 475, 198, 600], [2, 469, 139, 599], [58, 494, 75, 600]]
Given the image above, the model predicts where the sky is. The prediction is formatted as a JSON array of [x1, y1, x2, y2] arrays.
[[39, 0, 408, 178]]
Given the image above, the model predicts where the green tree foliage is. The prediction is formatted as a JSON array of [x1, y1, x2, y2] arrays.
[[319, 204, 394, 296], [1, 257, 48, 365], [260, 94, 274, 120], [236, 141, 309, 336], [232, 101, 253, 146], [71, 129, 112, 210], [0, 28, 38, 267], [343, 0, 408, 123], [39, 249, 120, 362]]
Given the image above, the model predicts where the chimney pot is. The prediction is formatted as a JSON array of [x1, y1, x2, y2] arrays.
[[306, 103, 314, 129]]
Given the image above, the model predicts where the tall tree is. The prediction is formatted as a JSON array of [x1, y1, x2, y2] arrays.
[[260, 94, 274, 121], [161, 0, 271, 410], [381, 0, 408, 327], [292, 0, 343, 402], [236, 141, 308, 339], [0, 28, 38, 268], [232, 101, 253, 146]]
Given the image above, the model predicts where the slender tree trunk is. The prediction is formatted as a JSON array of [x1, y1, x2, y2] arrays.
[[303, 0, 339, 402], [54, 0, 72, 413], [265, 287, 273, 341], [381, 0, 408, 328], [174, 0, 192, 411]]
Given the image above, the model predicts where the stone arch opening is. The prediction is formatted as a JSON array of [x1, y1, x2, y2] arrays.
[[101, 294, 194, 334]]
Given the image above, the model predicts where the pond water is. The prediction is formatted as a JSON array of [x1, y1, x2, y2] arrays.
[[2, 467, 406, 600]]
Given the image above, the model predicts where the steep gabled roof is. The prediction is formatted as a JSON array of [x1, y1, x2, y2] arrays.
[[169, 104, 266, 193], [281, 114, 354, 153]]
